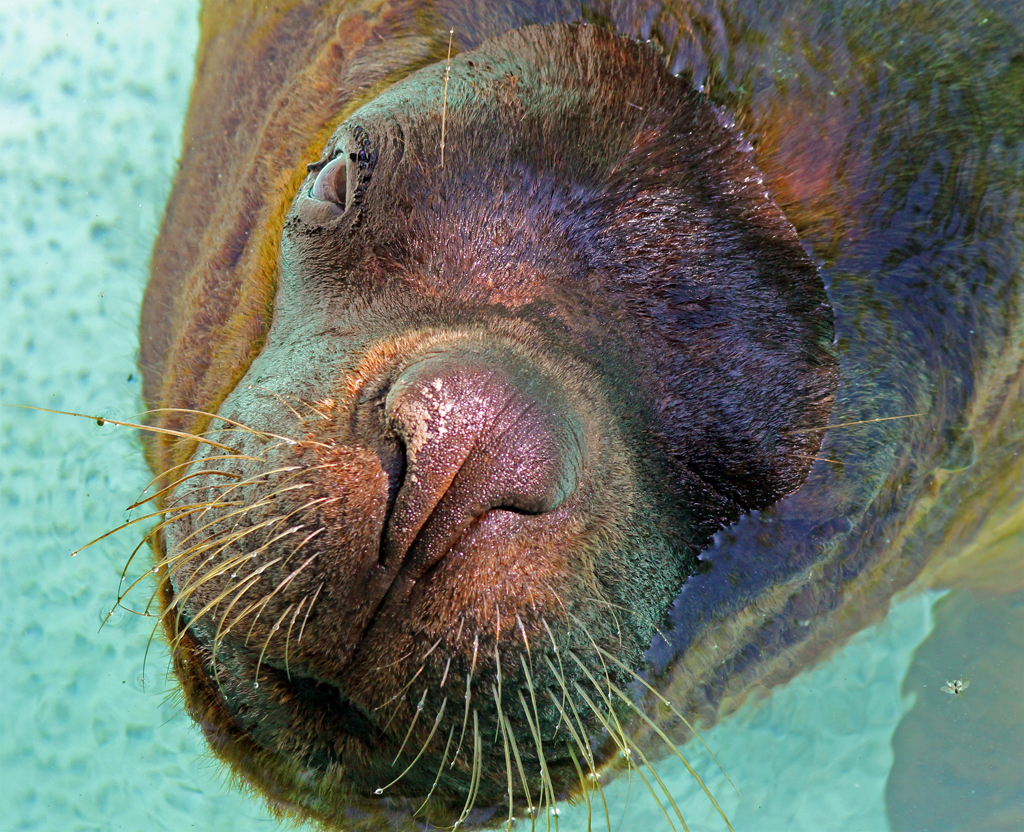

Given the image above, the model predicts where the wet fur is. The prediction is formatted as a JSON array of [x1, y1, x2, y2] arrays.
[[133, 1, 1023, 830]]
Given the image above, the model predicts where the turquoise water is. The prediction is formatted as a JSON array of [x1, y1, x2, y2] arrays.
[[0, 2, 1014, 831]]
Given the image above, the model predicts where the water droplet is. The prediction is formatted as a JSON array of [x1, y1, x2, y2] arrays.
[[272, 624, 280, 631], [253, 682, 259, 689], [374, 788, 384, 795]]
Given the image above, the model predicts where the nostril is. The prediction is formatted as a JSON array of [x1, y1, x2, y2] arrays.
[[378, 349, 584, 575], [377, 434, 407, 552]]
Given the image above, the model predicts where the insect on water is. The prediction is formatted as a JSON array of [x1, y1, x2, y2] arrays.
[[940, 679, 970, 698]]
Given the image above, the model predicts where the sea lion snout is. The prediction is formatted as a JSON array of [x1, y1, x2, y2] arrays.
[[380, 346, 585, 575]]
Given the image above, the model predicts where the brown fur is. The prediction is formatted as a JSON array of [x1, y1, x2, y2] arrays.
[[139, 2, 1022, 830]]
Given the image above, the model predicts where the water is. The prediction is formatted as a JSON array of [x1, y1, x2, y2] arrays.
[[0, 2, 269, 829], [1, 2, 1020, 831]]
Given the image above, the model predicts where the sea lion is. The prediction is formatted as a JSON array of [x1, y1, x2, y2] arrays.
[[137, 1, 1023, 830]]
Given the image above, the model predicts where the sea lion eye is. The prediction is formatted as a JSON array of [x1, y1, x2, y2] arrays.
[[310, 156, 348, 207]]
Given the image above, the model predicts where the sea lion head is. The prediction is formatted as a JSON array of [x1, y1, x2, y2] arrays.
[[159, 23, 836, 829]]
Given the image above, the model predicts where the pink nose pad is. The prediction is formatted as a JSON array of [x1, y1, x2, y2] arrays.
[[380, 349, 585, 576]]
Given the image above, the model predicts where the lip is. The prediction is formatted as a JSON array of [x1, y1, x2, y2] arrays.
[[406, 506, 516, 585], [265, 662, 386, 749]]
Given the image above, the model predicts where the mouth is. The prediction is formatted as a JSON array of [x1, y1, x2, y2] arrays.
[[153, 325, 688, 824], [164, 576, 632, 815]]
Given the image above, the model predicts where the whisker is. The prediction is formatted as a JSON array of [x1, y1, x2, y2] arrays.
[[491, 683, 516, 830], [563, 744, 596, 832], [439, 656, 453, 689], [163, 479, 326, 581], [540, 619, 571, 737], [248, 545, 323, 680], [519, 654, 557, 796], [144, 406, 316, 446], [296, 581, 323, 644], [439, 28, 454, 169], [413, 725, 456, 817], [72, 501, 241, 557], [572, 680, 681, 832], [162, 463, 304, 514], [517, 689, 557, 830], [498, 705, 535, 822], [543, 687, 610, 832], [243, 384, 342, 425], [540, 656, 597, 772], [183, 562, 267, 651], [390, 688, 430, 766], [493, 643, 504, 746], [254, 602, 297, 684], [577, 636, 713, 832], [12, 405, 241, 453], [242, 385, 309, 422], [788, 453, 844, 465], [451, 633, 479, 766], [229, 523, 330, 637], [181, 557, 284, 659], [380, 664, 427, 732], [598, 669, 734, 831], [207, 573, 278, 685], [785, 412, 926, 434], [369, 649, 417, 682], [591, 643, 737, 796], [283, 593, 310, 680], [168, 516, 289, 610], [452, 709, 483, 830], [127, 466, 246, 511], [379, 697, 448, 792]]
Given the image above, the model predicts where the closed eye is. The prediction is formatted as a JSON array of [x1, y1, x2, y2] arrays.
[[310, 156, 348, 209]]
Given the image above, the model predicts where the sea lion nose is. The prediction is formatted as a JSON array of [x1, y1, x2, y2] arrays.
[[380, 349, 584, 575]]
